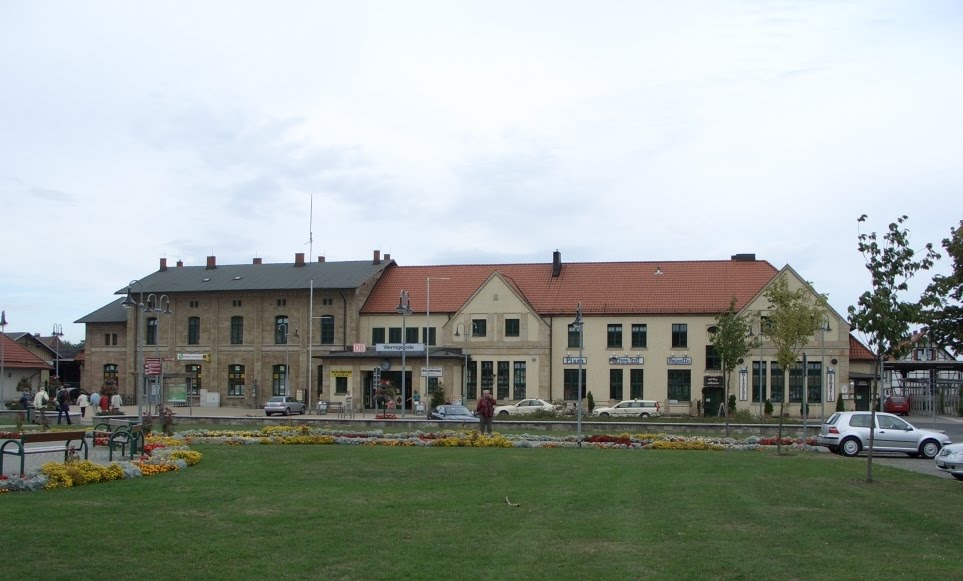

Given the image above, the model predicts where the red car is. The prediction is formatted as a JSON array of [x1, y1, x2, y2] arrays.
[[884, 395, 910, 416]]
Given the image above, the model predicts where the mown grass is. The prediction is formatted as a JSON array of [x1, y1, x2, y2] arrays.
[[3, 446, 961, 580]]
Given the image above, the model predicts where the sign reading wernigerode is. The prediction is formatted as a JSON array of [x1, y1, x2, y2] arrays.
[[667, 356, 692, 366], [375, 343, 425, 353]]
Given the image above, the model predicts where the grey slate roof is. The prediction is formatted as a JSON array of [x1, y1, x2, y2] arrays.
[[75, 297, 128, 324], [112, 259, 392, 295]]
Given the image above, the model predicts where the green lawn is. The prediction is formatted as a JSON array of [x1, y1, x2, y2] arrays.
[[3, 446, 961, 580]]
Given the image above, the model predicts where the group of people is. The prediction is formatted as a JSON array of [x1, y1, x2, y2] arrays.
[[19, 387, 124, 424]]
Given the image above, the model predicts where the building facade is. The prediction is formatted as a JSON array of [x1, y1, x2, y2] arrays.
[[77, 250, 853, 417]]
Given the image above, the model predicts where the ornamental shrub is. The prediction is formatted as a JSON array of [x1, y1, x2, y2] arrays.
[[836, 393, 845, 412], [587, 391, 595, 413], [764, 400, 774, 416], [728, 395, 736, 414]]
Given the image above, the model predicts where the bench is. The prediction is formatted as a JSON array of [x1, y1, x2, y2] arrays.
[[0, 430, 89, 475], [108, 424, 144, 461], [91, 418, 138, 447]]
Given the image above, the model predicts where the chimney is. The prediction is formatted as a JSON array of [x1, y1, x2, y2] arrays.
[[551, 249, 562, 277], [160, 258, 168, 272], [373, 250, 381, 264], [206, 256, 216, 270], [384, 253, 391, 262], [253, 257, 262, 265], [176, 260, 183, 268], [295, 252, 305, 267], [731, 253, 756, 262], [317, 256, 325, 263]]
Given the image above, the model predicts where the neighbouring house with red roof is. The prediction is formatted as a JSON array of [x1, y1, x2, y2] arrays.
[[75, 250, 857, 417], [0, 333, 54, 401]]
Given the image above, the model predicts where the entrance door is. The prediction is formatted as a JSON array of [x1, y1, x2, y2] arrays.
[[854, 382, 871, 411], [703, 387, 724, 417]]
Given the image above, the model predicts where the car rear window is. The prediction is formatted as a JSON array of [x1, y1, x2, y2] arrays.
[[889, 397, 906, 403], [825, 413, 841, 425]]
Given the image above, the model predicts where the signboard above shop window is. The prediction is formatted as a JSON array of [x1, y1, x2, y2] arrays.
[[667, 356, 692, 366], [563, 356, 587, 365], [609, 356, 644, 365]]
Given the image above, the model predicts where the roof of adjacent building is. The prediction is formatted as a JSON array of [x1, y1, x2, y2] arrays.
[[362, 256, 779, 316], [849, 335, 875, 361], [0, 334, 54, 369], [75, 297, 128, 324], [111, 255, 393, 295]]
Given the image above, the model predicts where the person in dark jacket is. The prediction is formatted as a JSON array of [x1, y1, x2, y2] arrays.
[[476, 389, 496, 435], [56, 387, 72, 425]]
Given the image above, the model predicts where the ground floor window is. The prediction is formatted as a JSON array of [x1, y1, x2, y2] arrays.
[[609, 369, 623, 400], [667, 370, 691, 401], [497, 361, 510, 400], [513, 361, 526, 400], [335, 376, 348, 395], [752, 361, 767, 402], [273, 364, 287, 396], [427, 377, 440, 395], [480, 361, 494, 396], [466, 361, 477, 400], [563, 368, 587, 400], [186, 364, 201, 395], [228, 364, 245, 396], [630, 369, 644, 399]]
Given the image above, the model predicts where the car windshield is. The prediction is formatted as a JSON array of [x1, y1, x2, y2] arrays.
[[446, 406, 472, 415]]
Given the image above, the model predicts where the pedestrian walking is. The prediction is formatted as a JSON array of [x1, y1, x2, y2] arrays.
[[77, 392, 90, 418], [110, 392, 123, 412], [56, 387, 72, 425], [99, 392, 110, 413], [33, 388, 49, 410], [90, 391, 101, 415], [476, 389, 496, 435]]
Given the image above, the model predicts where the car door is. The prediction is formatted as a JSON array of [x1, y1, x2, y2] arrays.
[[875, 414, 915, 452]]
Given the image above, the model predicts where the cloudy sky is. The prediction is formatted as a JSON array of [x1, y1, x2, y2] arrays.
[[2, 0, 961, 343]]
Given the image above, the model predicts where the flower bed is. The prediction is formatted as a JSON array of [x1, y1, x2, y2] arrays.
[[0, 434, 203, 494]]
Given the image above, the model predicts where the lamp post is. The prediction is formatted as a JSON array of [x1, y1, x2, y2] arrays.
[[1, 310, 8, 400], [52, 323, 63, 381], [425, 276, 449, 402], [277, 322, 296, 397], [121, 280, 146, 421], [455, 322, 476, 408], [396, 290, 412, 418], [572, 302, 584, 447], [145, 294, 172, 413], [820, 319, 832, 420]]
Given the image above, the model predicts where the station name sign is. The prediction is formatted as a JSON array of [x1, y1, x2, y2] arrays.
[[376, 343, 425, 353]]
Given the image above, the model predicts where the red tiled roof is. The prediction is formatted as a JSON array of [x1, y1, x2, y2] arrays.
[[849, 335, 875, 361], [362, 259, 778, 316], [0, 334, 53, 369]]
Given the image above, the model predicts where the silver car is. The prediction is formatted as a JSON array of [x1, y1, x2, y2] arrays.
[[935, 442, 963, 481], [264, 396, 306, 416], [817, 411, 950, 459]]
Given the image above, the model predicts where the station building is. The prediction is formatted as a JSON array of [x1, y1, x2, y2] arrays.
[[76, 250, 852, 417]]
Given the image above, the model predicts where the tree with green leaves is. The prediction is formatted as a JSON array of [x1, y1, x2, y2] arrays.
[[921, 219, 963, 357], [710, 298, 757, 436], [763, 273, 827, 455], [848, 214, 939, 482]]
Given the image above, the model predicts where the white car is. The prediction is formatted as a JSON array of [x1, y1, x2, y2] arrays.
[[935, 442, 963, 480], [494, 398, 558, 416], [592, 400, 662, 418], [817, 411, 950, 458], [264, 395, 306, 416]]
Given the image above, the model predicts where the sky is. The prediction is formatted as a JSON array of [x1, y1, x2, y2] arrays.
[[1, 0, 961, 344]]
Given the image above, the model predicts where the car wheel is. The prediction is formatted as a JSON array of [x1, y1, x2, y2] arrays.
[[919, 439, 942, 459], [300, 406, 306, 415], [840, 437, 861, 457], [265, 412, 272, 417], [640, 413, 650, 418], [600, 412, 610, 417], [284, 407, 291, 416], [498, 410, 509, 416], [952, 474, 963, 481]]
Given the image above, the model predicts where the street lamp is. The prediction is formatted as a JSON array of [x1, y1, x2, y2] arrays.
[[571, 302, 584, 447], [52, 324, 63, 380], [145, 294, 172, 413], [1, 310, 8, 400], [277, 322, 297, 397], [121, 279, 146, 421], [397, 290, 412, 419], [820, 318, 832, 420], [455, 322, 476, 407]]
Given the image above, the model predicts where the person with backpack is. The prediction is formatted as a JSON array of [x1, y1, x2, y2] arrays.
[[56, 387, 73, 425]]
